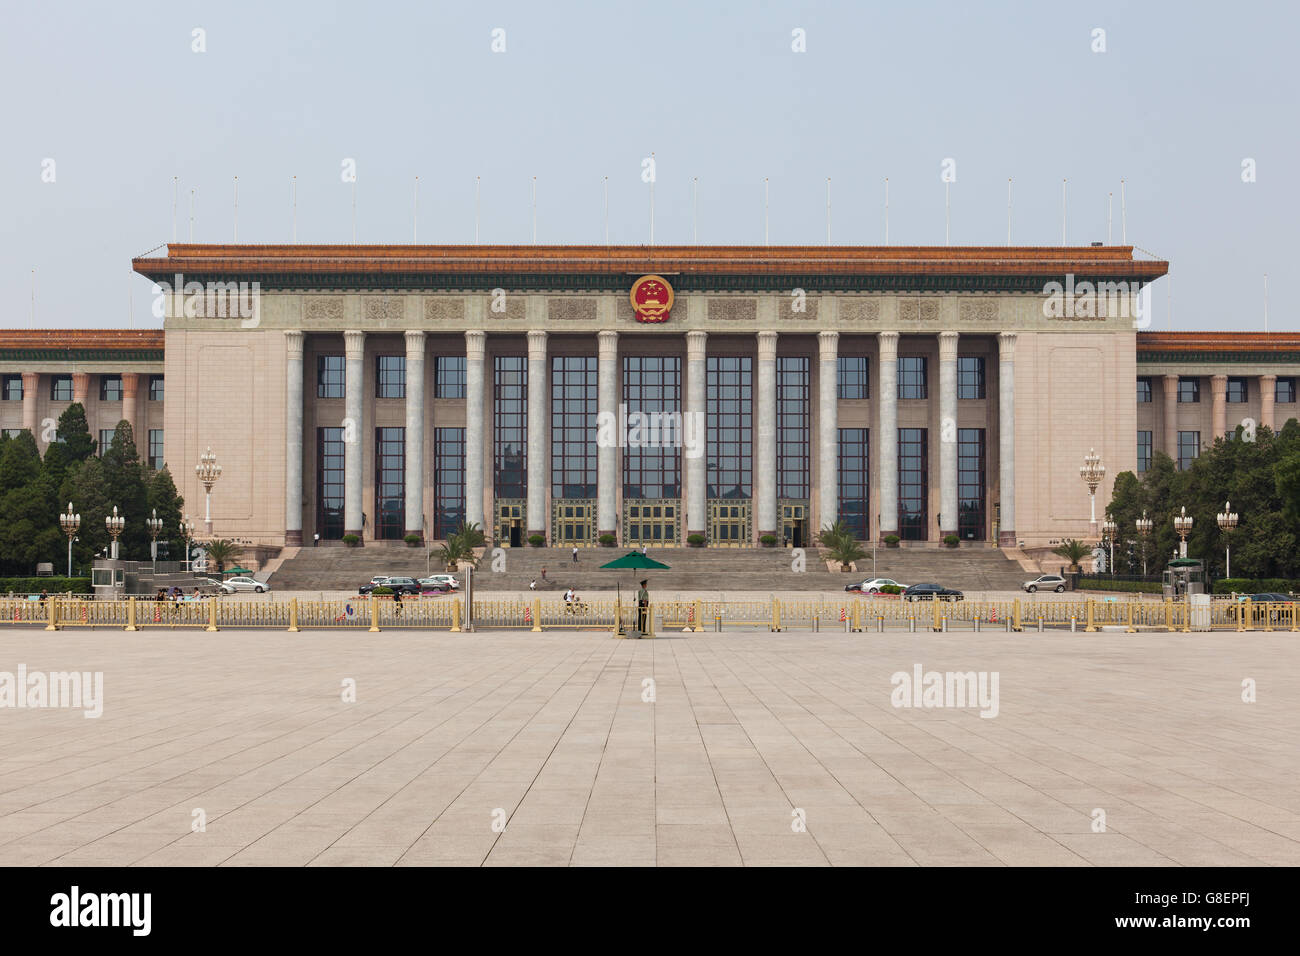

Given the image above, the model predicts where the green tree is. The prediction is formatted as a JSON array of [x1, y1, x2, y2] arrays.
[[101, 421, 151, 559], [146, 466, 185, 559], [65, 455, 113, 567], [52, 402, 97, 463], [203, 539, 241, 574]]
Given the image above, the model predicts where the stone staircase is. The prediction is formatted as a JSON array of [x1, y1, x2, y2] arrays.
[[267, 542, 1032, 593]]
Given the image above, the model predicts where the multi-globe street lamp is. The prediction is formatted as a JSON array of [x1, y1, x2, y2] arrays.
[[1173, 506, 1194, 559], [59, 503, 80, 577], [146, 508, 164, 574], [105, 506, 125, 560], [195, 447, 222, 536], [1101, 517, 1117, 577], [1079, 448, 1106, 532], [1136, 510, 1153, 576], [1216, 500, 1239, 578]]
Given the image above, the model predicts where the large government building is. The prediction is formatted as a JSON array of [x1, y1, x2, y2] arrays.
[[1, 244, 1296, 554]]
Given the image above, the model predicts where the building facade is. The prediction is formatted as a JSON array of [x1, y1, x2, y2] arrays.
[[2, 244, 1295, 552]]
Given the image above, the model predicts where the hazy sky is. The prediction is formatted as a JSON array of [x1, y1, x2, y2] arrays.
[[4, 0, 1296, 331]]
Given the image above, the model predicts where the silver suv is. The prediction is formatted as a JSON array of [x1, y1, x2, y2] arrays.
[[1023, 574, 1067, 593]]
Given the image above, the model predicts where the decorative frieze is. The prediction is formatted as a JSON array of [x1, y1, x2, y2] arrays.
[[898, 298, 940, 323], [547, 297, 598, 322], [839, 298, 881, 324], [424, 297, 465, 324], [708, 298, 758, 322], [958, 299, 1000, 323], [304, 296, 344, 323]]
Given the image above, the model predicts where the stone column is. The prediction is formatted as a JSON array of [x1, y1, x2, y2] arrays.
[[404, 330, 426, 540], [1163, 374, 1179, 458], [1211, 374, 1227, 440], [997, 332, 1017, 547], [284, 331, 304, 546], [343, 329, 366, 540], [597, 330, 619, 539], [526, 330, 548, 539], [121, 372, 142, 449], [877, 331, 899, 540], [685, 331, 708, 540], [755, 331, 778, 540], [817, 331, 839, 534], [21, 373, 38, 438], [938, 331, 959, 539], [464, 331, 487, 530], [1261, 374, 1277, 431], [72, 372, 90, 405]]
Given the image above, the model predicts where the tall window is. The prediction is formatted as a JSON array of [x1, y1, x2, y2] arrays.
[[149, 375, 164, 401], [776, 357, 809, 500], [1279, 377, 1297, 404], [317, 355, 345, 399], [957, 428, 985, 540], [837, 356, 869, 399], [898, 357, 927, 399], [838, 428, 870, 541], [376, 355, 405, 399], [494, 356, 527, 498], [898, 428, 928, 540], [957, 357, 985, 399], [436, 356, 466, 398], [50, 376, 72, 401], [374, 426, 405, 538], [100, 375, 123, 402], [1, 375, 21, 401], [1178, 430, 1200, 470], [623, 356, 681, 499], [1137, 431, 1152, 473], [98, 429, 114, 457], [316, 427, 345, 539], [551, 356, 597, 498], [148, 429, 164, 470], [1226, 377, 1248, 403], [433, 428, 466, 539], [706, 356, 752, 499], [1178, 377, 1200, 403], [1136, 377, 1152, 403]]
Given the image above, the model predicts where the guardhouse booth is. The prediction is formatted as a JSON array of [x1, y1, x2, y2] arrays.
[[1162, 558, 1205, 599]]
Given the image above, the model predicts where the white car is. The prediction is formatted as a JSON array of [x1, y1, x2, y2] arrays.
[[419, 574, 460, 591], [848, 577, 908, 594], [1023, 574, 1067, 593], [222, 576, 270, 594]]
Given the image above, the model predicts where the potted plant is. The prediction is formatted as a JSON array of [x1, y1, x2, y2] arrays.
[[370, 585, 393, 596], [759, 534, 778, 548], [880, 584, 904, 598], [943, 534, 960, 549], [598, 533, 616, 547], [341, 534, 360, 548], [687, 533, 706, 548], [528, 534, 545, 547], [403, 533, 422, 548], [884, 534, 900, 549], [1052, 538, 1091, 591]]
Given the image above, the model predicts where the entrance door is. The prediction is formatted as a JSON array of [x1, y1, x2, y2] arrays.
[[780, 502, 808, 548], [624, 500, 679, 547], [553, 501, 595, 545], [707, 501, 751, 547], [495, 501, 525, 547]]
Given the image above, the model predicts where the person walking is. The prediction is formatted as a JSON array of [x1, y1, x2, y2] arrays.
[[635, 579, 649, 638], [540, 565, 547, 583], [392, 589, 403, 616], [572, 546, 578, 564], [528, 578, 537, 591]]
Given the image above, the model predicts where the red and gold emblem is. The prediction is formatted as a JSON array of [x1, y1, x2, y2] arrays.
[[630, 275, 674, 323]]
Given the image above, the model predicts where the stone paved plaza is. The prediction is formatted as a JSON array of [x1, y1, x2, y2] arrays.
[[0, 627, 1297, 867]]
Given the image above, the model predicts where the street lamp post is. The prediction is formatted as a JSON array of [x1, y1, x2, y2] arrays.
[[59, 503, 80, 577], [105, 506, 125, 560], [1173, 506, 1194, 560], [1216, 500, 1238, 579], [1136, 510, 1153, 576], [1079, 448, 1106, 532], [146, 508, 164, 574], [195, 447, 223, 536], [1101, 518, 1117, 577], [180, 514, 195, 573]]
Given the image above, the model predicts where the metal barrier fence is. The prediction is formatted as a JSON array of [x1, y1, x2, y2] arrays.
[[2, 596, 1296, 634]]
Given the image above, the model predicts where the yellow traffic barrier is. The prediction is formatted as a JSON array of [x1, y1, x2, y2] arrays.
[[1085, 600, 1096, 632], [532, 598, 543, 632], [288, 598, 299, 632], [1012, 599, 1022, 631], [1125, 600, 1136, 633], [770, 597, 781, 632], [932, 598, 941, 632], [645, 602, 655, 638], [693, 598, 703, 633], [204, 597, 217, 632], [45, 597, 58, 632], [451, 599, 461, 632], [369, 596, 380, 632], [124, 596, 136, 632]]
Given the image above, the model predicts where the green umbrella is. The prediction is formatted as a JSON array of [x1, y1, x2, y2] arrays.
[[224, 566, 254, 576], [599, 551, 671, 571]]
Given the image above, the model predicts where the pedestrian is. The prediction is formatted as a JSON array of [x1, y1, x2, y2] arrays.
[[541, 566, 547, 582], [641, 544, 648, 556], [636, 578, 649, 638], [572, 546, 578, 564], [393, 590, 402, 615], [528, 579, 537, 591], [39, 589, 48, 608]]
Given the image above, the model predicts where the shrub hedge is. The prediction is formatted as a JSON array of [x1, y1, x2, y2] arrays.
[[1077, 576, 1163, 594], [1212, 578, 1298, 595], [0, 577, 92, 594]]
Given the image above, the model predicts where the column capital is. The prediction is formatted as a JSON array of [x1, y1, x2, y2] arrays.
[[686, 329, 708, 359], [284, 329, 305, 359], [404, 329, 426, 354], [997, 331, 1018, 360], [597, 329, 619, 361], [757, 329, 778, 360], [343, 329, 366, 359], [1163, 372, 1179, 384], [1211, 373, 1227, 390], [817, 330, 840, 357], [877, 330, 900, 354], [526, 329, 548, 358], [1260, 373, 1278, 384], [938, 330, 960, 362], [121, 371, 140, 395], [464, 329, 487, 360]]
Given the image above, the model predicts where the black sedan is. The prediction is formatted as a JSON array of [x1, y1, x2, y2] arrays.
[[359, 576, 421, 595], [902, 583, 964, 602]]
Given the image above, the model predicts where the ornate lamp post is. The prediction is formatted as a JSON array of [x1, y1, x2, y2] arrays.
[[195, 446, 222, 536], [146, 508, 164, 574], [1079, 448, 1106, 532], [1216, 500, 1238, 579], [60, 503, 80, 577], [105, 506, 125, 560], [1136, 510, 1153, 576], [1101, 518, 1117, 576], [180, 514, 195, 573], [1173, 505, 1194, 560]]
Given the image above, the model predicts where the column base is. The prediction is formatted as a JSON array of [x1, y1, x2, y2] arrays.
[[402, 530, 423, 543], [597, 529, 616, 540], [998, 531, 1018, 547], [940, 528, 957, 539], [345, 529, 364, 544], [757, 528, 777, 539], [285, 530, 303, 547]]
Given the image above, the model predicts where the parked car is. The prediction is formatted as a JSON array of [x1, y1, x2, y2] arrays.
[[361, 576, 421, 595], [223, 576, 269, 594], [845, 577, 907, 594], [903, 583, 964, 602], [1023, 574, 1068, 594], [419, 574, 460, 591], [195, 578, 228, 595], [1236, 592, 1294, 603]]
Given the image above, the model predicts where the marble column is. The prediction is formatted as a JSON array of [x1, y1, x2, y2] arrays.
[[1163, 374, 1179, 459], [755, 331, 778, 540], [817, 331, 839, 534], [997, 331, 1017, 547], [1261, 374, 1277, 431], [72, 372, 90, 405], [21, 373, 39, 439], [877, 331, 899, 539], [284, 331, 304, 546], [1211, 374, 1227, 440], [597, 330, 619, 539], [121, 372, 142, 450], [464, 331, 487, 530], [685, 331, 708, 540], [526, 330, 548, 538], [343, 329, 365, 539], [404, 330, 426, 540], [938, 331, 959, 539]]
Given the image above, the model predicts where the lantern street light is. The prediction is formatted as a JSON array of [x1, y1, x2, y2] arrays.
[[1216, 500, 1239, 579], [1079, 448, 1106, 531], [1101, 517, 1117, 577], [195, 447, 222, 536], [180, 514, 195, 573], [105, 506, 125, 560], [1173, 505, 1194, 559], [1135, 510, 1153, 576], [146, 508, 164, 574], [59, 503, 80, 577]]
